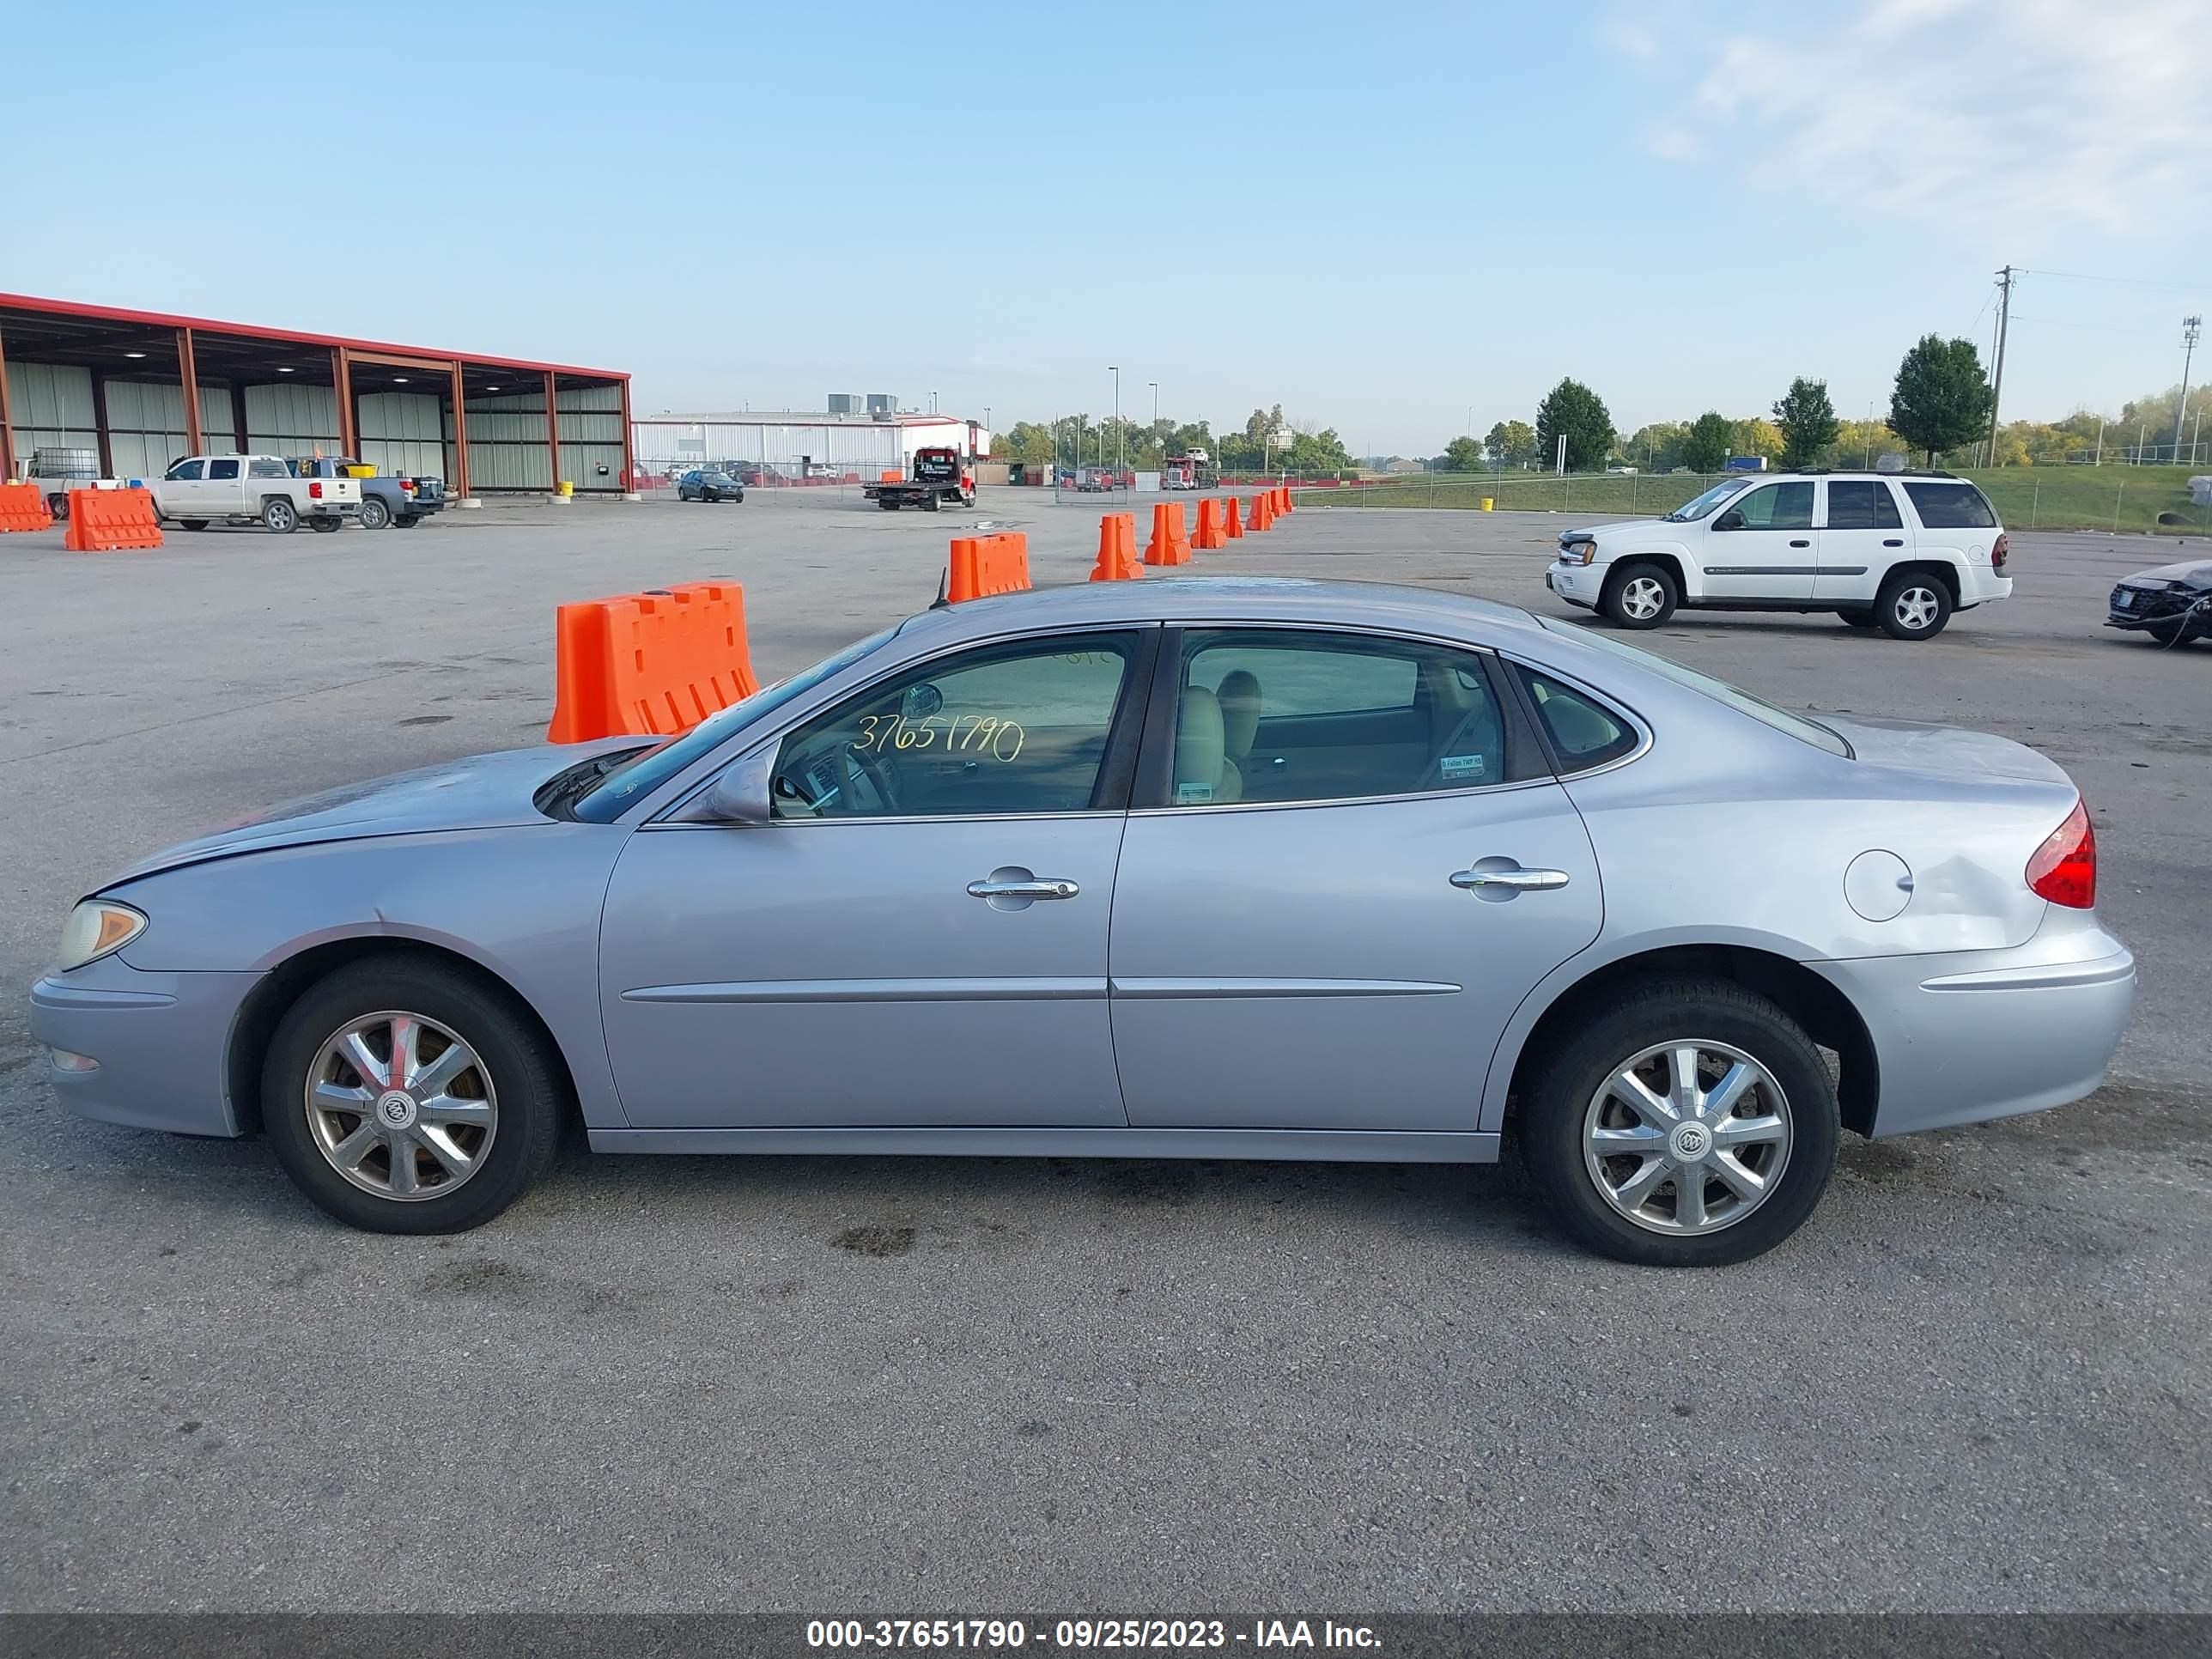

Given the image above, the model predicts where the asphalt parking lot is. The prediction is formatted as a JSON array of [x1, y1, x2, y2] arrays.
[[3, 488, 2208, 1613]]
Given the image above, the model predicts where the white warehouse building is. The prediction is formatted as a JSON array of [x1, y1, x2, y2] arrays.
[[630, 411, 990, 482]]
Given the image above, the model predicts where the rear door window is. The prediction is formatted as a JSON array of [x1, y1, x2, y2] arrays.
[[206, 459, 240, 480], [1825, 480, 1904, 530], [1902, 482, 1997, 528]]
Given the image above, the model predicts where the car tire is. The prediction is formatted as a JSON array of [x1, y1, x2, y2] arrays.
[[262, 955, 566, 1235], [395, 515, 420, 528], [309, 518, 340, 533], [179, 519, 209, 531], [1837, 609, 1880, 628], [1601, 562, 1677, 629], [2145, 620, 2195, 647], [922, 493, 942, 512], [49, 494, 71, 522], [1875, 571, 1952, 640], [360, 497, 392, 531], [879, 498, 901, 511], [262, 498, 298, 534], [1518, 976, 1839, 1267]]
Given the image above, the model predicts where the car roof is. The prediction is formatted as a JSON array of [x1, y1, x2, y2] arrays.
[[892, 576, 1548, 648]]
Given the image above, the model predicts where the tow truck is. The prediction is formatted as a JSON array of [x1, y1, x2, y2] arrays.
[[864, 446, 975, 512], [1160, 448, 1216, 490]]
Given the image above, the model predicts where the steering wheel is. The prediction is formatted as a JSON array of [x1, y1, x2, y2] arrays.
[[839, 740, 901, 814]]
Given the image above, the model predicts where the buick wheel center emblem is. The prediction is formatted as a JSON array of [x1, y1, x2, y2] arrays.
[[1672, 1123, 1710, 1161], [376, 1091, 416, 1128]]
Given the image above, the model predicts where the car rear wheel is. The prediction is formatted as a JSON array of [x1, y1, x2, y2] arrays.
[[262, 956, 565, 1234], [180, 519, 209, 531], [262, 498, 298, 534], [309, 518, 340, 533], [49, 494, 70, 521], [1602, 562, 1677, 629], [1517, 977, 1839, 1267], [923, 494, 942, 512], [1875, 572, 1952, 640], [396, 515, 421, 528], [359, 497, 392, 530]]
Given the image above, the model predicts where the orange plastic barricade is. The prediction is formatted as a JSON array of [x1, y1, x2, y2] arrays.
[[1193, 497, 1228, 550], [1223, 496, 1243, 539], [880, 470, 902, 483], [945, 531, 1031, 603], [1143, 501, 1193, 566], [1247, 489, 1273, 532], [63, 487, 162, 552], [1088, 513, 1143, 581], [545, 580, 759, 744], [0, 482, 53, 532]]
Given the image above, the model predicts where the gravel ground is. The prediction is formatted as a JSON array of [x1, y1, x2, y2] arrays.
[[1, 489, 2206, 1613]]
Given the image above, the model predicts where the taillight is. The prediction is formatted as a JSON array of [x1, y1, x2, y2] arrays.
[[307, 481, 323, 499], [2026, 797, 2095, 908], [402, 479, 416, 495], [1991, 533, 2008, 571]]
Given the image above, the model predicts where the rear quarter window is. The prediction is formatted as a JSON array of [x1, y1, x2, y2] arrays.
[[1902, 482, 1997, 529]]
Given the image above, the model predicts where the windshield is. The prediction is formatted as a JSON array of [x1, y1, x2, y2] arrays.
[[573, 623, 902, 821], [1662, 478, 1752, 522], [1536, 618, 1852, 757]]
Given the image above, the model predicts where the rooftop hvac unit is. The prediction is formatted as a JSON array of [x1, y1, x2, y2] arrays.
[[827, 393, 861, 415], [866, 393, 896, 415]]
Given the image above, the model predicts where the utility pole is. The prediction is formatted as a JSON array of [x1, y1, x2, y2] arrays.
[[1986, 264, 2014, 464], [2177, 315, 2201, 462], [1109, 366, 1121, 476]]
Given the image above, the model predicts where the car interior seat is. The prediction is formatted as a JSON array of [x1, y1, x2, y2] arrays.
[[1173, 684, 1243, 804]]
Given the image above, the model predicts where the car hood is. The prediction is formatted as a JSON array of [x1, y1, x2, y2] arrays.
[[2122, 558, 2212, 589], [1563, 517, 1677, 543], [106, 738, 645, 884], [1821, 714, 2073, 787]]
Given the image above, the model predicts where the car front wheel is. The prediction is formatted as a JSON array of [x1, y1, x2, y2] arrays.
[[1602, 562, 1677, 629], [1518, 977, 1839, 1267], [1875, 572, 1952, 640], [262, 956, 565, 1234]]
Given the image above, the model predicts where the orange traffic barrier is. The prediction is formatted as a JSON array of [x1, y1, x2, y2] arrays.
[[946, 531, 1031, 603], [1144, 501, 1192, 567], [1088, 514, 1143, 582], [546, 580, 758, 744], [1247, 489, 1273, 532], [63, 487, 161, 552], [1193, 497, 1228, 550], [1223, 496, 1243, 539], [0, 482, 53, 532]]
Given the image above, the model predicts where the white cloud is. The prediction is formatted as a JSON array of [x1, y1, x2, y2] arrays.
[[1606, 0, 2212, 239]]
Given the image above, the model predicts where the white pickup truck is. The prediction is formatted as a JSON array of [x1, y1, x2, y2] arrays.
[[150, 453, 362, 534]]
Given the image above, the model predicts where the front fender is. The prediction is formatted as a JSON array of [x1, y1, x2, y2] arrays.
[[1593, 538, 1702, 596]]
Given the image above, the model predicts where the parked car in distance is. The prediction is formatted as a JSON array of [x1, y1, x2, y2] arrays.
[[23, 447, 119, 521], [150, 454, 361, 533], [676, 469, 745, 503], [1547, 469, 2010, 640], [30, 580, 2132, 1267], [2106, 556, 2212, 647], [290, 457, 445, 530]]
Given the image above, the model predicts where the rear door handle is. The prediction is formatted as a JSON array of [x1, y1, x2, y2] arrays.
[[1883, 538, 1905, 547], [1789, 538, 1811, 548], [968, 877, 1079, 900], [1451, 867, 1571, 892]]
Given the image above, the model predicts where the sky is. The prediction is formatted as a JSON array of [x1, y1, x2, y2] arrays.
[[6, 0, 2209, 454]]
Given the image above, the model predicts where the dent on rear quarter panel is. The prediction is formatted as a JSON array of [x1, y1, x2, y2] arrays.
[[111, 826, 635, 1130]]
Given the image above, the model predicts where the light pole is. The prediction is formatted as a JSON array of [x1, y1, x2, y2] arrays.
[[1109, 366, 1121, 476], [1149, 381, 1158, 464], [2176, 316, 2201, 460]]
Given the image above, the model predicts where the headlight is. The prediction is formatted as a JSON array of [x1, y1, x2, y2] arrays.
[[57, 900, 148, 971], [1559, 541, 1595, 565]]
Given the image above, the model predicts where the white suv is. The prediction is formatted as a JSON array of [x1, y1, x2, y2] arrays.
[[1544, 470, 2011, 640]]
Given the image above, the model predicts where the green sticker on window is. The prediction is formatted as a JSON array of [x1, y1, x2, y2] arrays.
[[1438, 754, 1486, 781]]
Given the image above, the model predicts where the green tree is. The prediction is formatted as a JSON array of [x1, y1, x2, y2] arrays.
[[1890, 335, 1994, 465], [1440, 435, 1485, 471], [1483, 419, 1538, 470], [1773, 376, 1840, 469], [1731, 417, 1784, 461], [1534, 380, 1615, 473], [1626, 422, 1686, 471], [1284, 426, 1354, 476], [1679, 410, 1734, 474]]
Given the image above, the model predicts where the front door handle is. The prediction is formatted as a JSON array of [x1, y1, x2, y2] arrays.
[[1883, 538, 1904, 547], [968, 877, 1079, 900], [1789, 538, 1811, 548], [1451, 867, 1571, 892]]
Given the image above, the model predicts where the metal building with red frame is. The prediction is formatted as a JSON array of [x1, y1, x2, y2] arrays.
[[0, 294, 634, 496]]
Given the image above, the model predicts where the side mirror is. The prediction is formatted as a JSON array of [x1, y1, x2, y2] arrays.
[[1713, 508, 1745, 531], [696, 746, 777, 825]]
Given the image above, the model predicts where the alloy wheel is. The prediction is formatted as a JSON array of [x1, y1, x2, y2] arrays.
[[304, 1011, 498, 1200], [1620, 577, 1666, 621], [1582, 1040, 1792, 1236], [1894, 586, 1941, 631]]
